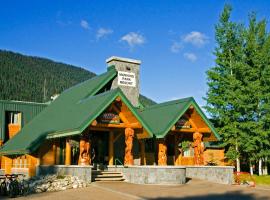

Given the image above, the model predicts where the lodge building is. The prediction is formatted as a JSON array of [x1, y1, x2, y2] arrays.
[[0, 57, 225, 181]]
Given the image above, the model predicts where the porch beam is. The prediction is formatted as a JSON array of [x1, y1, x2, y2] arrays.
[[91, 122, 141, 129], [171, 127, 211, 133]]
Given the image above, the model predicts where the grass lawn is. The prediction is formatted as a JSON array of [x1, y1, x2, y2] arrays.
[[252, 175, 270, 186]]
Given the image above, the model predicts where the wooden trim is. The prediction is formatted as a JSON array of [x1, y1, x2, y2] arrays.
[[91, 122, 141, 129], [171, 127, 211, 133], [111, 104, 129, 123]]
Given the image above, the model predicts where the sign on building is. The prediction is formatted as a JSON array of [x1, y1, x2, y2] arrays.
[[118, 71, 136, 87]]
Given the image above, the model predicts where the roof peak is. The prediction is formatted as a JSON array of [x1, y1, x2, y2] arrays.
[[143, 97, 194, 111]]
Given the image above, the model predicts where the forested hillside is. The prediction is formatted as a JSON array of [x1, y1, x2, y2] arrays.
[[0, 50, 156, 107]]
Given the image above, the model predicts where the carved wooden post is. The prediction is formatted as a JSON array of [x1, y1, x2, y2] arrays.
[[78, 136, 91, 165], [193, 132, 204, 165], [158, 139, 167, 165], [139, 140, 146, 165], [65, 138, 71, 165], [124, 128, 134, 165], [108, 131, 114, 166]]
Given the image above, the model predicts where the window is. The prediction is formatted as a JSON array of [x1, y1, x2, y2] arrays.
[[6, 111, 22, 125], [183, 147, 194, 157]]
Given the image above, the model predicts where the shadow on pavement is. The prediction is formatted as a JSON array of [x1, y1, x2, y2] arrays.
[[145, 190, 270, 200]]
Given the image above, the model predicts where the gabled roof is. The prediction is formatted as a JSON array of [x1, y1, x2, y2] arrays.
[[0, 88, 154, 155], [138, 97, 220, 140], [0, 68, 118, 155]]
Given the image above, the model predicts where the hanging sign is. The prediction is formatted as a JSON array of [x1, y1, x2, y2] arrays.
[[175, 117, 192, 129], [99, 113, 120, 124], [118, 71, 136, 87]]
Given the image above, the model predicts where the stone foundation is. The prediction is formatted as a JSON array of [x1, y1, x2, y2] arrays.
[[108, 165, 186, 185], [37, 165, 93, 184], [185, 166, 234, 184]]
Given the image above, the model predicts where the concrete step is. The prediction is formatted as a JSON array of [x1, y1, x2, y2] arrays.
[[93, 174, 123, 178], [92, 170, 125, 182], [94, 177, 125, 181], [92, 171, 122, 175]]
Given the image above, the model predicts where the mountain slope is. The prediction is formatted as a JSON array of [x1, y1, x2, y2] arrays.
[[0, 50, 156, 107]]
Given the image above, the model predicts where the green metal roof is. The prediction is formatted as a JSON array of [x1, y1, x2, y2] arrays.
[[0, 68, 118, 155], [138, 97, 220, 140], [0, 65, 219, 155]]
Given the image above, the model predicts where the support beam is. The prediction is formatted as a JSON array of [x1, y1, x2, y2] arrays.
[[78, 136, 91, 165], [174, 135, 181, 165], [92, 122, 141, 129], [112, 104, 129, 123], [52, 141, 57, 165], [139, 140, 146, 165], [193, 132, 204, 165], [108, 131, 114, 166], [65, 138, 71, 165], [157, 139, 167, 166], [124, 128, 134, 165], [171, 127, 211, 133]]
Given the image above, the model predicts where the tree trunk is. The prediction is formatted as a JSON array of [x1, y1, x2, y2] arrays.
[[263, 157, 268, 175], [259, 158, 263, 176], [249, 160, 253, 175], [236, 144, 241, 172]]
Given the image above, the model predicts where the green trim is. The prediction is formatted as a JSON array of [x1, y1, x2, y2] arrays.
[[190, 99, 221, 140]]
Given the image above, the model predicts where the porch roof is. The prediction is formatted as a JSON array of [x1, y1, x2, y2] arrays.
[[137, 97, 220, 141]]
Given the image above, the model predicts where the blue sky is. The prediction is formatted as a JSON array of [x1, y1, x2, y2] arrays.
[[1, 0, 270, 106]]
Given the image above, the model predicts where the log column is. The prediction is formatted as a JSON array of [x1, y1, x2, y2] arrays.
[[158, 139, 167, 166], [65, 138, 71, 165], [78, 136, 91, 165], [139, 140, 146, 165], [174, 135, 181, 165], [108, 131, 114, 166], [124, 128, 134, 165], [193, 132, 204, 165]]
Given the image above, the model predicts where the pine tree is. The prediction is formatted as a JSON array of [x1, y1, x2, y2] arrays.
[[204, 5, 245, 172]]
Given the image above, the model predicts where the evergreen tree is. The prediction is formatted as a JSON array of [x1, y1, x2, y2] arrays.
[[204, 5, 245, 172]]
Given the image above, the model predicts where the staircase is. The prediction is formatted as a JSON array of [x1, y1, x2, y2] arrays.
[[92, 170, 125, 182]]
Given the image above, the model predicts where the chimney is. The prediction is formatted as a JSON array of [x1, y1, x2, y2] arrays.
[[106, 56, 141, 107]]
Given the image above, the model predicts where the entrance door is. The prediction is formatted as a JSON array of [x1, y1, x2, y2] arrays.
[[92, 132, 109, 165]]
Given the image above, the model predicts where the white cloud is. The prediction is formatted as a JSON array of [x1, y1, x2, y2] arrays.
[[170, 41, 183, 53], [80, 20, 90, 30], [184, 53, 197, 62], [120, 32, 145, 47], [96, 28, 113, 39], [183, 31, 208, 47]]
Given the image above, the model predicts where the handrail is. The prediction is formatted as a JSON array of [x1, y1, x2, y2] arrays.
[[114, 158, 123, 167]]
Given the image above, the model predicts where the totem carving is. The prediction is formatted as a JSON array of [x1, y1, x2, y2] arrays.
[[158, 139, 167, 165], [124, 128, 134, 165], [193, 132, 204, 165], [78, 136, 91, 165]]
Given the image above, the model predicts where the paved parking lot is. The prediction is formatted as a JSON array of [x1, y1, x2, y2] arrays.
[[8, 179, 270, 200]]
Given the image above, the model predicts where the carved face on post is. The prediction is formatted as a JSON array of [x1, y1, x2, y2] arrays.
[[124, 128, 134, 165]]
